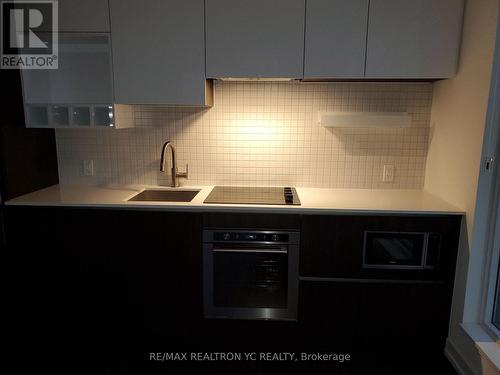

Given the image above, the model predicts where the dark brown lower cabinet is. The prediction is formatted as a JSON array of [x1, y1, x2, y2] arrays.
[[299, 280, 456, 373], [356, 282, 451, 348], [299, 281, 361, 351], [300, 214, 462, 281], [4, 206, 202, 373], [4, 207, 461, 374], [298, 214, 460, 374]]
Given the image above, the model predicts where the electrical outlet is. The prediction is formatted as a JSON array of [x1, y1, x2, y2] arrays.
[[382, 164, 394, 182], [83, 160, 94, 176]]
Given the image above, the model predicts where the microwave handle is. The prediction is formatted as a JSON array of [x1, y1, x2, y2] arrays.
[[212, 247, 287, 254], [424, 233, 442, 268]]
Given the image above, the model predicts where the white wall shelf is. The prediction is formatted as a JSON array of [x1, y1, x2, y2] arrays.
[[318, 112, 412, 128]]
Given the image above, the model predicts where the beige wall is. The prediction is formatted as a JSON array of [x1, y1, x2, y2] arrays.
[[424, 0, 499, 373], [426, 0, 498, 238]]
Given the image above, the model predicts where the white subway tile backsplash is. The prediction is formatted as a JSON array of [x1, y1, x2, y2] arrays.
[[56, 81, 432, 189]]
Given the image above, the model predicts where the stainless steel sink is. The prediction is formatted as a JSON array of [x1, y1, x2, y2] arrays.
[[128, 189, 200, 202]]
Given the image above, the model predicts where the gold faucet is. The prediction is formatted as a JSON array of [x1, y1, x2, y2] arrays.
[[160, 141, 188, 187]]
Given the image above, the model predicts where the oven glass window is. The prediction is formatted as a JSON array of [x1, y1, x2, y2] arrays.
[[364, 232, 425, 267], [213, 249, 288, 309]]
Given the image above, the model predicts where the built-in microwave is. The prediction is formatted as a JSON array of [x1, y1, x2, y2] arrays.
[[362, 231, 441, 270]]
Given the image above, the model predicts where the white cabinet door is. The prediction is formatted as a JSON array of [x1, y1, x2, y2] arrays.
[[365, 0, 464, 78], [21, 34, 116, 128], [58, 0, 109, 32], [110, 0, 209, 105], [304, 0, 369, 79], [206, 0, 305, 79], [22, 34, 113, 104], [34, 0, 110, 32]]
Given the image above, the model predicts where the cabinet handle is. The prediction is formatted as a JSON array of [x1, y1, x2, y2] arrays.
[[212, 247, 287, 254]]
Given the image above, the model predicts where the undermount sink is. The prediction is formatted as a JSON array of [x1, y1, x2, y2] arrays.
[[128, 189, 200, 202]]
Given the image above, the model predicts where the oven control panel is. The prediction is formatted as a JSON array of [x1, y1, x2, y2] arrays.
[[213, 231, 288, 243]]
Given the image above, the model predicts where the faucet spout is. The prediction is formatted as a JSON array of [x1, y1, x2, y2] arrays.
[[160, 141, 188, 187]]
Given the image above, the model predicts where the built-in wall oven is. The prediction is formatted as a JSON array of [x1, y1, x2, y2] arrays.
[[203, 229, 300, 321]]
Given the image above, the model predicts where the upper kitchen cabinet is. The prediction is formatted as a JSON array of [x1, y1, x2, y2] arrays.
[[304, 0, 369, 79], [34, 0, 110, 32], [365, 0, 464, 79], [109, 0, 212, 106], [23, 34, 112, 105], [205, 0, 305, 79], [58, 0, 110, 32], [21, 34, 123, 128]]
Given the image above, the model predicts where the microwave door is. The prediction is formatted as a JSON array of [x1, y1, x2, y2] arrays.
[[374, 238, 414, 261], [364, 232, 426, 268]]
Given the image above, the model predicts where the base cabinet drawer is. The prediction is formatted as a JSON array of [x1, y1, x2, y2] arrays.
[[299, 281, 361, 350], [299, 279, 453, 370], [356, 282, 450, 348]]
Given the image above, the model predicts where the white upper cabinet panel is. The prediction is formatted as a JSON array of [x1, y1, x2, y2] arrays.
[[110, 0, 209, 105], [58, 0, 110, 32], [21, 34, 116, 128], [365, 0, 464, 79], [35, 0, 110, 32], [206, 0, 305, 79], [304, 0, 369, 79], [22, 34, 113, 104]]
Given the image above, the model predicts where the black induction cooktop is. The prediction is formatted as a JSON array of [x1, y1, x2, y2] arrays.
[[204, 186, 301, 206]]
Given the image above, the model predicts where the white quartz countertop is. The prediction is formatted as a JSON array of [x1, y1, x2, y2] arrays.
[[4, 184, 464, 215]]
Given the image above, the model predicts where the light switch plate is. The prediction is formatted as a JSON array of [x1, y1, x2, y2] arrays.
[[382, 164, 394, 182], [83, 160, 94, 176]]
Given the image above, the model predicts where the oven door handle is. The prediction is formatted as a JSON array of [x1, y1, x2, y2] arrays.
[[212, 247, 287, 254]]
